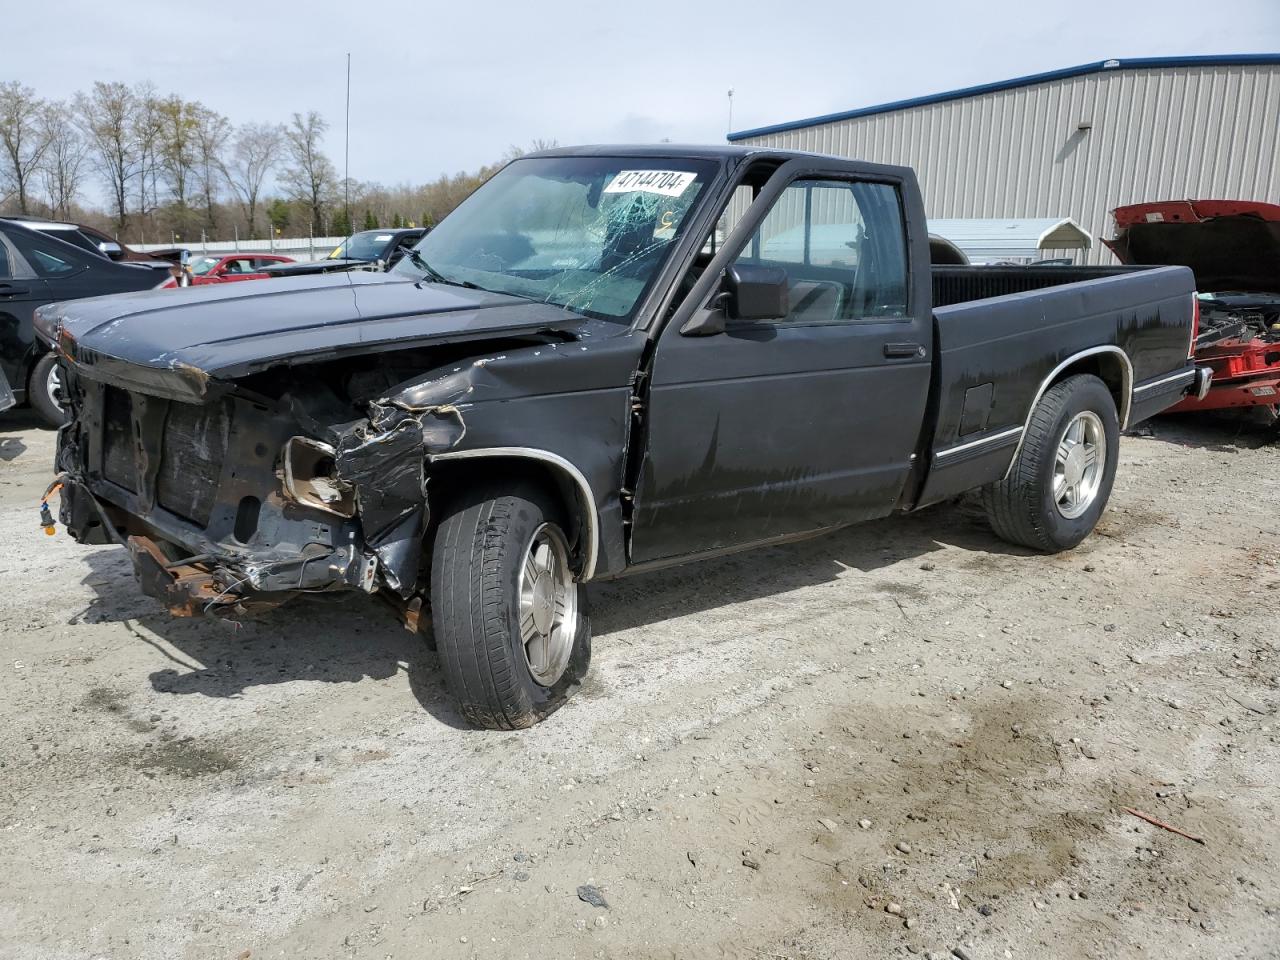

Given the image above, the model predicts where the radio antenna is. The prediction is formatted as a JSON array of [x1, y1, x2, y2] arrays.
[[344, 52, 352, 230]]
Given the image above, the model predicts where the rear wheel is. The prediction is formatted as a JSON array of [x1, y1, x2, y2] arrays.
[[29, 353, 69, 427], [982, 373, 1119, 552], [430, 482, 591, 729]]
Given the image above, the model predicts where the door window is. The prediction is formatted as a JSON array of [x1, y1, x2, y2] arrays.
[[733, 179, 908, 323], [0, 239, 10, 279]]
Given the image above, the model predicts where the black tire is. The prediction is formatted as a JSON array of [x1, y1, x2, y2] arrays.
[[29, 353, 69, 427], [982, 373, 1119, 552], [431, 482, 591, 729]]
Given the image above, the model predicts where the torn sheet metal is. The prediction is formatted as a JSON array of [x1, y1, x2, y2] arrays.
[[334, 418, 430, 596]]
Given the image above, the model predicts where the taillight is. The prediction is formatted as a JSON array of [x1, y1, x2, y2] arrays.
[[1188, 295, 1200, 358]]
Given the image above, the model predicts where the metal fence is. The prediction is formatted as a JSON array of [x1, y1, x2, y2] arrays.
[[132, 236, 347, 262]]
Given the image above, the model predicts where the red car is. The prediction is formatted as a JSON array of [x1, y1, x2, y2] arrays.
[[161, 253, 295, 288], [1106, 200, 1280, 422]]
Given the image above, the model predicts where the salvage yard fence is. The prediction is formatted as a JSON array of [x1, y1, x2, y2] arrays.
[[133, 236, 347, 262]]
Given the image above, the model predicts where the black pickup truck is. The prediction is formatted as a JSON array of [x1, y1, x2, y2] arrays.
[[43, 145, 1208, 728]]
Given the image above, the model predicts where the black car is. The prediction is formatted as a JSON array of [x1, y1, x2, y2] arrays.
[[261, 228, 427, 278], [0, 219, 170, 425]]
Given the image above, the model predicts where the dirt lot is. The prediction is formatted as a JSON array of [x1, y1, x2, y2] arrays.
[[0, 410, 1277, 960]]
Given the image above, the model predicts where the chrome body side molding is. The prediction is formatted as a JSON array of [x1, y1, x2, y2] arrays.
[[429, 446, 600, 581]]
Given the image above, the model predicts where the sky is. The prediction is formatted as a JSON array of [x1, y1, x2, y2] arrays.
[[8, 0, 1279, 202]]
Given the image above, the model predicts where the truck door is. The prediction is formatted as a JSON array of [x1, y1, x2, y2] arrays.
[[628, 165, 932, 565]]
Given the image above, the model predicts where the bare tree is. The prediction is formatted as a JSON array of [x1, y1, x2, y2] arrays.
[[75, 81, 140, 232], [190, 105, 230, 233], [39, 102, 87, 219], [131, 84, 165, 230], [156, 94, 199, 228], [281, 111, 336, 235], [225, 121, 282, 239], [0, 81, 53, 214]]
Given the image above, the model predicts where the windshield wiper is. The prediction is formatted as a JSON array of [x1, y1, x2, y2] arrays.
[[402, 248, 480, 290]]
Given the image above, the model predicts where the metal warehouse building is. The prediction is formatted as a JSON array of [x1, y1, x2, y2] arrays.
[[727, 55, 1280, 264]]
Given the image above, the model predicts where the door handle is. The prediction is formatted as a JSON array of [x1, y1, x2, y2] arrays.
[[0, 284, 30, 296], [884, 342, 925, 359]]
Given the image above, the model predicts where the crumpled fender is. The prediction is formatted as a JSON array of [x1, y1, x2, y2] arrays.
[[331, 418, 429, 596]]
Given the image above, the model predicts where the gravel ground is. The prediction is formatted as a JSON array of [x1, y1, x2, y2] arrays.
[[1, 409, 1277, 960]]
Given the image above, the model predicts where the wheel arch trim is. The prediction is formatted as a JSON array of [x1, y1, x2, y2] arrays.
[[1001, 345, 1133, 481], [428, 446, 600, 581]]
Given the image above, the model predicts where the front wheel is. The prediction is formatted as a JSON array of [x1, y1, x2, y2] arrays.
[[430, 482, 591, 729], [29, 353, 69, 427], [982, 373, 1119, 552]]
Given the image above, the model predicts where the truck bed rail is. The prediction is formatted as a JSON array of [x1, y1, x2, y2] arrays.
[[932, 265, 1152, 307]]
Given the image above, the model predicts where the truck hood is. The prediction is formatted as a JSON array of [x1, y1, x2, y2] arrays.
[[54, 271, 591, 402], [1105, 200, 1280, 293]]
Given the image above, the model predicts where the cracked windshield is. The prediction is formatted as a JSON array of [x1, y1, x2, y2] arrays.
[[391, 157, 716, 319]]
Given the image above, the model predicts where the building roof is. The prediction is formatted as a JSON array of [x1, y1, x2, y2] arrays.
[[727, 55, 1280, 142]]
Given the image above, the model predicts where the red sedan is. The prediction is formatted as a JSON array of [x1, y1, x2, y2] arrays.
[[162, 253, 295, 288]]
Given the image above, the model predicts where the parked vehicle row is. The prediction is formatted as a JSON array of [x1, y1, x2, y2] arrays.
[[41, 145, 1209, 729], [2, 215, 176, 266], [262, 228, 427, 278], [161, 253, 295, 288], [0, 215, 305, 424]]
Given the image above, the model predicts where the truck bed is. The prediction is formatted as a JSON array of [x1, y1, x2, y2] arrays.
[[914, 264, 1198, 508]]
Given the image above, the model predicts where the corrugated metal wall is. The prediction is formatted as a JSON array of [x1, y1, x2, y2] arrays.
[[735, 64, 1280, 263]]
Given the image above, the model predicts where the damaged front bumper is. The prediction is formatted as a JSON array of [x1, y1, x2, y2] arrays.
[[54, 377, 439, 618], [59, 476, 383, 617]]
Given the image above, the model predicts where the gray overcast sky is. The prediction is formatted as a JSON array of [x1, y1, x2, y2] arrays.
[[9, 0, 1279, 198]]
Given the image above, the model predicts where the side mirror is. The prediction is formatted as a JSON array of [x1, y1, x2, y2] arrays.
[[679, 263, 791, 337], [724, 263, 789, 322], [98, 241, 124, 261]]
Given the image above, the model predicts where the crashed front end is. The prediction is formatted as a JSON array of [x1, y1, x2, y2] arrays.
[[54, 345, 464, 620]]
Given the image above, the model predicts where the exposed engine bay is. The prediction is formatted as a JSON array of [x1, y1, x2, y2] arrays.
[[1107, 199, 1280, 419]]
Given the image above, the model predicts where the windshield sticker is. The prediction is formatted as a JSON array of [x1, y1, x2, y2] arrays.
[[653, 209, 679, 240], [374, 234, 393, 241], [604, 170, 697, 198]]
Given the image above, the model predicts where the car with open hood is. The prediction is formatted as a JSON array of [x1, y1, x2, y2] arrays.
[[1106, 199, 1280, 421], [45, 145, 1206, 728]]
